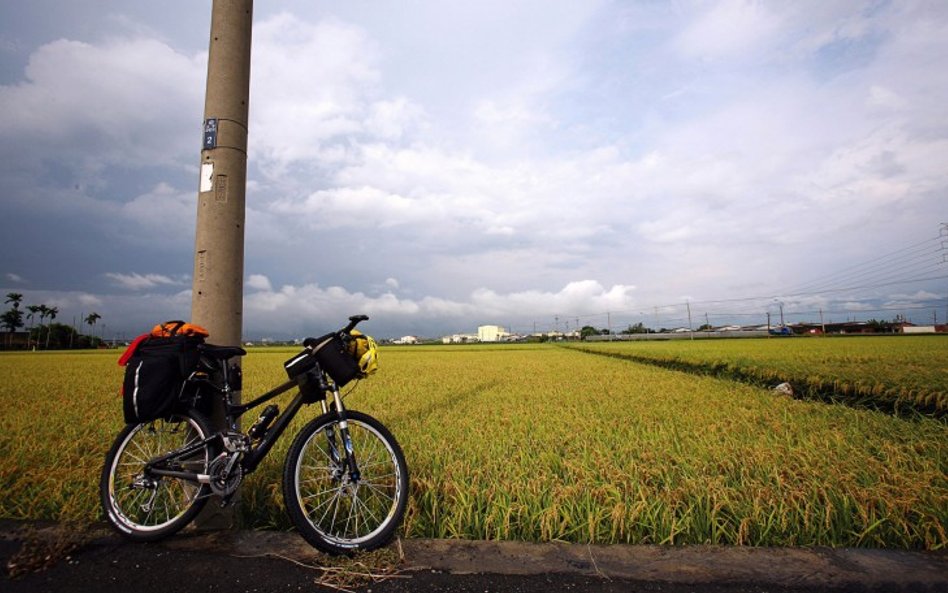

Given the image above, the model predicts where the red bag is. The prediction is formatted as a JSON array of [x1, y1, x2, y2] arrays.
[[118, 334, 149, 367]]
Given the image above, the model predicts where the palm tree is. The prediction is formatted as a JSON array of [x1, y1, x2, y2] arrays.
[[5, 293, 23, 309], [26, 305, 42, 349], [44, 306, 59, 349], [85, 312, 102, 342], [37, 304, 49, 328], [1, 309, 24, 347], [3, 293, 24, 348]]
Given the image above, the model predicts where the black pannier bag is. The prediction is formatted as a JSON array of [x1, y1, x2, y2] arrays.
[[122, 335, 204, 424]]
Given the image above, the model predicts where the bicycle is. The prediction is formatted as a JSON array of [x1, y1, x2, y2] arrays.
[[100, 315, 408, 555]]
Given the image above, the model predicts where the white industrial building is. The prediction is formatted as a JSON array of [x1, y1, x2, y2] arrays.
[[477, 325, 509, 342]]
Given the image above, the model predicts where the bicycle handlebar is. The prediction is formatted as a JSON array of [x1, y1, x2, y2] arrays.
[[343, 314, 369, 334], [302, 315, 369, 350]]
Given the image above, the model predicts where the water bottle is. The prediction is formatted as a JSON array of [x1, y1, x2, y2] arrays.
[[248, 404, 279, 439]]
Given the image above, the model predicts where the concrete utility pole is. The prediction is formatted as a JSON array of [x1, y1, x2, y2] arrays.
[[191, 0, 253, 529], [686, 301, 693, 340], [192, 0, 253, 350]]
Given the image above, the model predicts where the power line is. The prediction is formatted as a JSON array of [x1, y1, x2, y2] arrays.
[[536, 228, 948, 330], [779, 235, 942, 296]]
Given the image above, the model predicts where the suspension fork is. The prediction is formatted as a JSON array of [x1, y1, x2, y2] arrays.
[[323, 385, 360, 482]]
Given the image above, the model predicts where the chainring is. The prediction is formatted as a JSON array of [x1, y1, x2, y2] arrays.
[[207, 455, 243, 497]]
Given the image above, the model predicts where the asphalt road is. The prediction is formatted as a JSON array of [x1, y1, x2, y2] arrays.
[[2, 521, 945, 593]]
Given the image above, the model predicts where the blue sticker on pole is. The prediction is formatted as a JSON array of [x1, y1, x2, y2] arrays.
[[203, 118, 218, 150]]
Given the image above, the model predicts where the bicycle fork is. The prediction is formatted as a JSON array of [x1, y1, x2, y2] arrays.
[[322, 386, 361, 484]]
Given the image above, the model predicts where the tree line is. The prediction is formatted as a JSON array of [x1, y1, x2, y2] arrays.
[[1, 292, 103, 350], [579, 322, 689, 338]]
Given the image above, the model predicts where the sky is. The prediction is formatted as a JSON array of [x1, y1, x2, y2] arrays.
[[1, 0, 946, 341]]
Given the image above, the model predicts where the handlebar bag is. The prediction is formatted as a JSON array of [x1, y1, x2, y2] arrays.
[[312, 334, 360, 386], [284, 334, 360, 388], [121, 335, 204, 424]]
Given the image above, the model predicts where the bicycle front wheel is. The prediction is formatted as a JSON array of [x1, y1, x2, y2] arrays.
[[283, 410, 409, 555], [100, 412, 214, 541]]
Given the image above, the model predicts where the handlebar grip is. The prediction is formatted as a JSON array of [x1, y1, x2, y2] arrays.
[[302, 315, 369, 349], [342, 314, 369, 333]]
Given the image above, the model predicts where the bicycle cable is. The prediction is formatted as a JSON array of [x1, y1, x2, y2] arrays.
[[340, 379, 362, 400]]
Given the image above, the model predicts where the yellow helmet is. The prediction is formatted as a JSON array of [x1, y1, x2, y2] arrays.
[[348, 330, 379, 376]]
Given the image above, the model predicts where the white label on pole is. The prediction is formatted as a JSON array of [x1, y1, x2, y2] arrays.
[[200, 163, 214, 192]]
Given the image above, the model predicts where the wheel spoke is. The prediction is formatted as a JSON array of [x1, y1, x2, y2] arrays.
[[302, 485, 343, 502], [352, 489, 383, 527], [104, 415, 210, 534], [326, 488, 344, 533], [359, 481, 396, 505], [288, 414, 406, 551]]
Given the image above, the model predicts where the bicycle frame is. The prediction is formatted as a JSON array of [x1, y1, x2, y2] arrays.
[[146, 358, 356, 485]]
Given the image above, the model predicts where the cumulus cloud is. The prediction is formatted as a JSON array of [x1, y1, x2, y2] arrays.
[[250, 14, 383, 176], [0, 36, 204, 171], [241, 279, 637, 336], [470, 280, 637, 317], [246, 274, 273, 292], [77, 293, 105, 308]]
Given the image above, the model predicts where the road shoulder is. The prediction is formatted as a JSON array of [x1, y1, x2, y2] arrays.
[[2, 521, 946, 592]]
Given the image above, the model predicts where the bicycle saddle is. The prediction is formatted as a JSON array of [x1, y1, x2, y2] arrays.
[[198, 344, 247, 360]]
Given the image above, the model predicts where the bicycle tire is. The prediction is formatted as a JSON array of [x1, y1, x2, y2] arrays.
[[283, 410, 409, 554], [100, 411, 214, 541]]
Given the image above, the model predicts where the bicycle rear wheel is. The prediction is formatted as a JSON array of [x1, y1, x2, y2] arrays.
[[283, 410, 409, 554], [100, 411, 214, 541]]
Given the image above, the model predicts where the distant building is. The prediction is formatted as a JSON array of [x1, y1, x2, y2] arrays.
[[393, 335, 419, 345], [477, 325, 509, 342], [442, 333, 478, 344], [903, 325, 947, 334]]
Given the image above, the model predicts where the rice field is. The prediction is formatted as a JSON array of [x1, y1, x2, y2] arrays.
[[568, 336, 948, 416], [0, 338, 945, 549]]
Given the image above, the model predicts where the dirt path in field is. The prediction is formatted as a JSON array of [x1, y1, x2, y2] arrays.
[[2, 521, 946, 593]]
